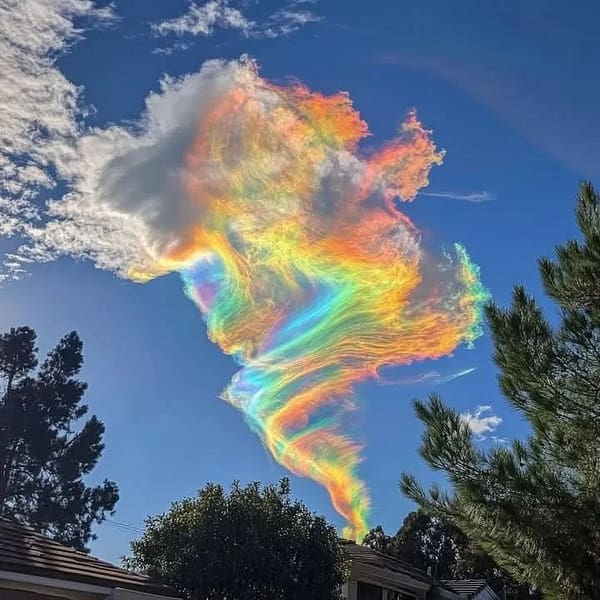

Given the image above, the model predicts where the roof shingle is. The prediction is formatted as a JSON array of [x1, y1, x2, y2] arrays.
[[442, 579, 499, 599]]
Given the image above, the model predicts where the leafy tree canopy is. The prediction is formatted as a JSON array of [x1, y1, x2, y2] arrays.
[[127, 478, 348, 600]]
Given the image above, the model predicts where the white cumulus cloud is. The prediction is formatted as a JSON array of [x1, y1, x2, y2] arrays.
[[460, 404, 502, 441], [0, 0, 116, 280]]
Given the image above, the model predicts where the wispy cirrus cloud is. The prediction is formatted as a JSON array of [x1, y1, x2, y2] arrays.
[[262, 2, 322, 38], [378, 367, 477, 386], [151, 0, 321, 43], [491, 435, 509, 445], [152, 41, 191, 56], [152, 0, 253, 37], [460, 405, 502, 441], [420, 190, 495, 203]]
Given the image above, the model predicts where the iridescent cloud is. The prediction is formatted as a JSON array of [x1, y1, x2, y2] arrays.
[[129, 60, 489, 538]]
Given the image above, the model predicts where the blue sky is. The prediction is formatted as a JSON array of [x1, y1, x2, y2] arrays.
[[0, 0, 596, 563]]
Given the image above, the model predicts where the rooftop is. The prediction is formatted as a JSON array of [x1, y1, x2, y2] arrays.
[[0, 516, 179, 598], [341, 539, 431, 584]]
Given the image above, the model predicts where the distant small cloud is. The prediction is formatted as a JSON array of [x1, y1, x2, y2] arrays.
[[152, 0, 253, 37], [460, 405, 502, 441], [261, 3, 322, 38], [491, 435, 509, 445], [420, 190, 495, 203], [151, 0, 321, 43], [152, 41, 191, 56]]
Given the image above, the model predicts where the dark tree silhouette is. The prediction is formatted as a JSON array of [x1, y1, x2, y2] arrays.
[[0, 326, 118, 550]]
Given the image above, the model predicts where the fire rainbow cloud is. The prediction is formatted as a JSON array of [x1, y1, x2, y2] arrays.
[[131, 60, 489, 539]]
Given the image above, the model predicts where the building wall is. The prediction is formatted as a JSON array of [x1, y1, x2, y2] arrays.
[[357, 582, 422, 600], [343, 580, 358, 600], [357, 582, 383, 600]]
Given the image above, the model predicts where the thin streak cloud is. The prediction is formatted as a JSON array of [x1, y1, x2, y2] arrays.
[[420, 190, 495, 203]]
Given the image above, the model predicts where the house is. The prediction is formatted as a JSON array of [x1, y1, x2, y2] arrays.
[[341, 541, 500, 600], [0, 517, 180, 600], [341, 540, 433, 599]]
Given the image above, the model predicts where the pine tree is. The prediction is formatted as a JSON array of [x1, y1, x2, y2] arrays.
[[0, 326, 118, 550], [401, 182, 600, 598]]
